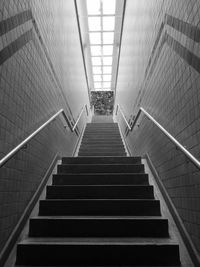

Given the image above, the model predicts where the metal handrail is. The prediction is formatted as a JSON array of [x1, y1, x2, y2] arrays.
[[0, 109, 73, 168], [131, 107, 200, 170], [115, 104, 132, 130], [72, 104, 88, 131]]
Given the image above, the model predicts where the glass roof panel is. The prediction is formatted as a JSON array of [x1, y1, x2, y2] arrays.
[[102, 0, 116, 14], [89, 32, 101, 44], [86, 0, 118, 92], [103, 45, 113, 55], [103, 16, 115, 31], [103, 66, 112, 74], [93, 66, 102, 74], [103, 75, 112, 81], [92, 57, 102, 65], [103, 32, 114, 44], [88, 17, 101, 31], [93, 75, 102, 82], [103, 82, 111, 88], [91, 46, 101, 56], [86, 0, 101, 15], [103, 57, 112, 65], [94, 82, 102, 88]]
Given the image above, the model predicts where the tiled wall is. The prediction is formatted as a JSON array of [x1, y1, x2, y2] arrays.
[[116, 0, 200, 257], [0, 0, 89, 252]]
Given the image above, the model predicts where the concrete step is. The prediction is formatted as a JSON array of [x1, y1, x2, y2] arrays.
[[52, 173, 149, 185], [79, 147, 125, 151], [81, 141, 124, 145], [46, 185, 154, 199], [16, 240, 180, 266], [78, 152, 127, 156], [57, 164, 144, 174], [79, 146, 125, 151], [81, 138, 123, 142], [29, 217, 169, 237], [62, 156, 141, 164], [39, 199, 161, 216], [84, 131, 120, 133], [82, 135, 122, 138], [78, 150, 126, 154], [85, 124, 118, 127], [80, 144, 125, 148], [83, 134, 122, 137]]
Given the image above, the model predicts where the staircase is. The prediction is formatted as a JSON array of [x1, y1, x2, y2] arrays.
[[79, 122, 127, 156], [15, 120, 180, 266]]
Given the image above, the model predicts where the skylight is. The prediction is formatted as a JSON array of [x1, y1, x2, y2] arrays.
[[103, 66, 112, 74], [103, 75, 112, 81], [103, 32, 114, 44], [103, 57, 112, 65], [89, 32, 101, 44], [86, 0, 101, 15], [93, 75, 102, 82], [88, 17, 101, 31], [86, 0, 116, 91], [94, 82, 102, 89], [102, 0, 116, 14], [103, 45, 113, 55], [92, 57, 101, 65], [103, 17, 115, 31], [93, 66, 102, 74], [91, 46, 101, 56]]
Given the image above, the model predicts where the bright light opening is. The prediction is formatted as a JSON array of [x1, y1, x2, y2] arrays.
[[89, 32, 101, 44], [103, 75, 112, 81], [93, 66, 102, 74], [103, 45, 113, 55], [103, 32, 114, 44], [90, 46, 101, 56], [103, 16, 115, 31], [92, 57, 102, 65], [93, 75, 102, 82], [103, 82, 111, 88], [86, 0, 117, 92], [103, 66, 112, 74], [94, 82, 102, 88], [88, 17, 101, 31], [102, 0, 116, 14], [103, 57, 112, 65], [86, 0, 101, 15]]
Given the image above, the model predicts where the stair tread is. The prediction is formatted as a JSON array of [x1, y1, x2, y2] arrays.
[[31, 216, 166, 219], [19, 237, 178, 244], [48, 185, 151, 187], [54, 172, 146, 175]]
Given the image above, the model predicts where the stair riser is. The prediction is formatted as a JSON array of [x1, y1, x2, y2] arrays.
[[39, 200, 161, 216], [29, 218, 169, 237], [57, 164, 144, 174], [52, 174, 149, 185], [62, 157, 141, 164], [46, 185, 154, 199], [16, 244, 180, 266]]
